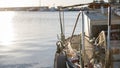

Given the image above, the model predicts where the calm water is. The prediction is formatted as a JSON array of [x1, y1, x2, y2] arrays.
[[0, 11, 81, 68]]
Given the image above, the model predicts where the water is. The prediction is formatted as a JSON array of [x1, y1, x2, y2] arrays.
[[0, 11, 81, 68]]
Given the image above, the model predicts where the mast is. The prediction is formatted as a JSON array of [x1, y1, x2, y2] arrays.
[[40, 0, 41, 6]]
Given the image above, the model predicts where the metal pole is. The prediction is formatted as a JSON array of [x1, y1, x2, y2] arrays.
[[107, 6, 111, 52], [81, 11, 85, 55], [70, 11, 81, 42], [106, 6, 111, 68], [80, 11, 85, 68], [62, 11, 65, 36], [59, 9, 63, 37], [59, 9, 65, 43]]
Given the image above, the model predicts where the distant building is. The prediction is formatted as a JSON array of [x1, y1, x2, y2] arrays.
[[39, 6, 49, 11], [108, 0, 120, 4]]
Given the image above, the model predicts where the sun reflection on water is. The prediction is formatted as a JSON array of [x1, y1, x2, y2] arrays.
[[0, 11, 15, 46]]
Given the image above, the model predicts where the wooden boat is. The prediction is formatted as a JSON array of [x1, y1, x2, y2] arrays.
[[54, 2, 120, 68]]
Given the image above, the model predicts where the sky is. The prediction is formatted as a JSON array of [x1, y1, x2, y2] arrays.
[[0, 0, 108, 7]]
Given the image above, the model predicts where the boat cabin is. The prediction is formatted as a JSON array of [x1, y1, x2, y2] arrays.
[[83, 11, 120, 67], [83, 11, 120, 41], [83, 11, 107, 38]]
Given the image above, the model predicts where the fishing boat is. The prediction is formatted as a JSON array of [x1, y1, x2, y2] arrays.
[[54, 1, 120, 68]]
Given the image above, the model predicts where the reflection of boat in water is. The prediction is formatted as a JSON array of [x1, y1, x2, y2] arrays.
[[54, 1, 120, 68]]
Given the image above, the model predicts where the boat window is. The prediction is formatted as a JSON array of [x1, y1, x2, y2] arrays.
[[92, 24, 120, 40]]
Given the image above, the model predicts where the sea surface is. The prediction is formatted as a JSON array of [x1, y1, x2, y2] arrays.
[[0, 11, 81, 68]]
